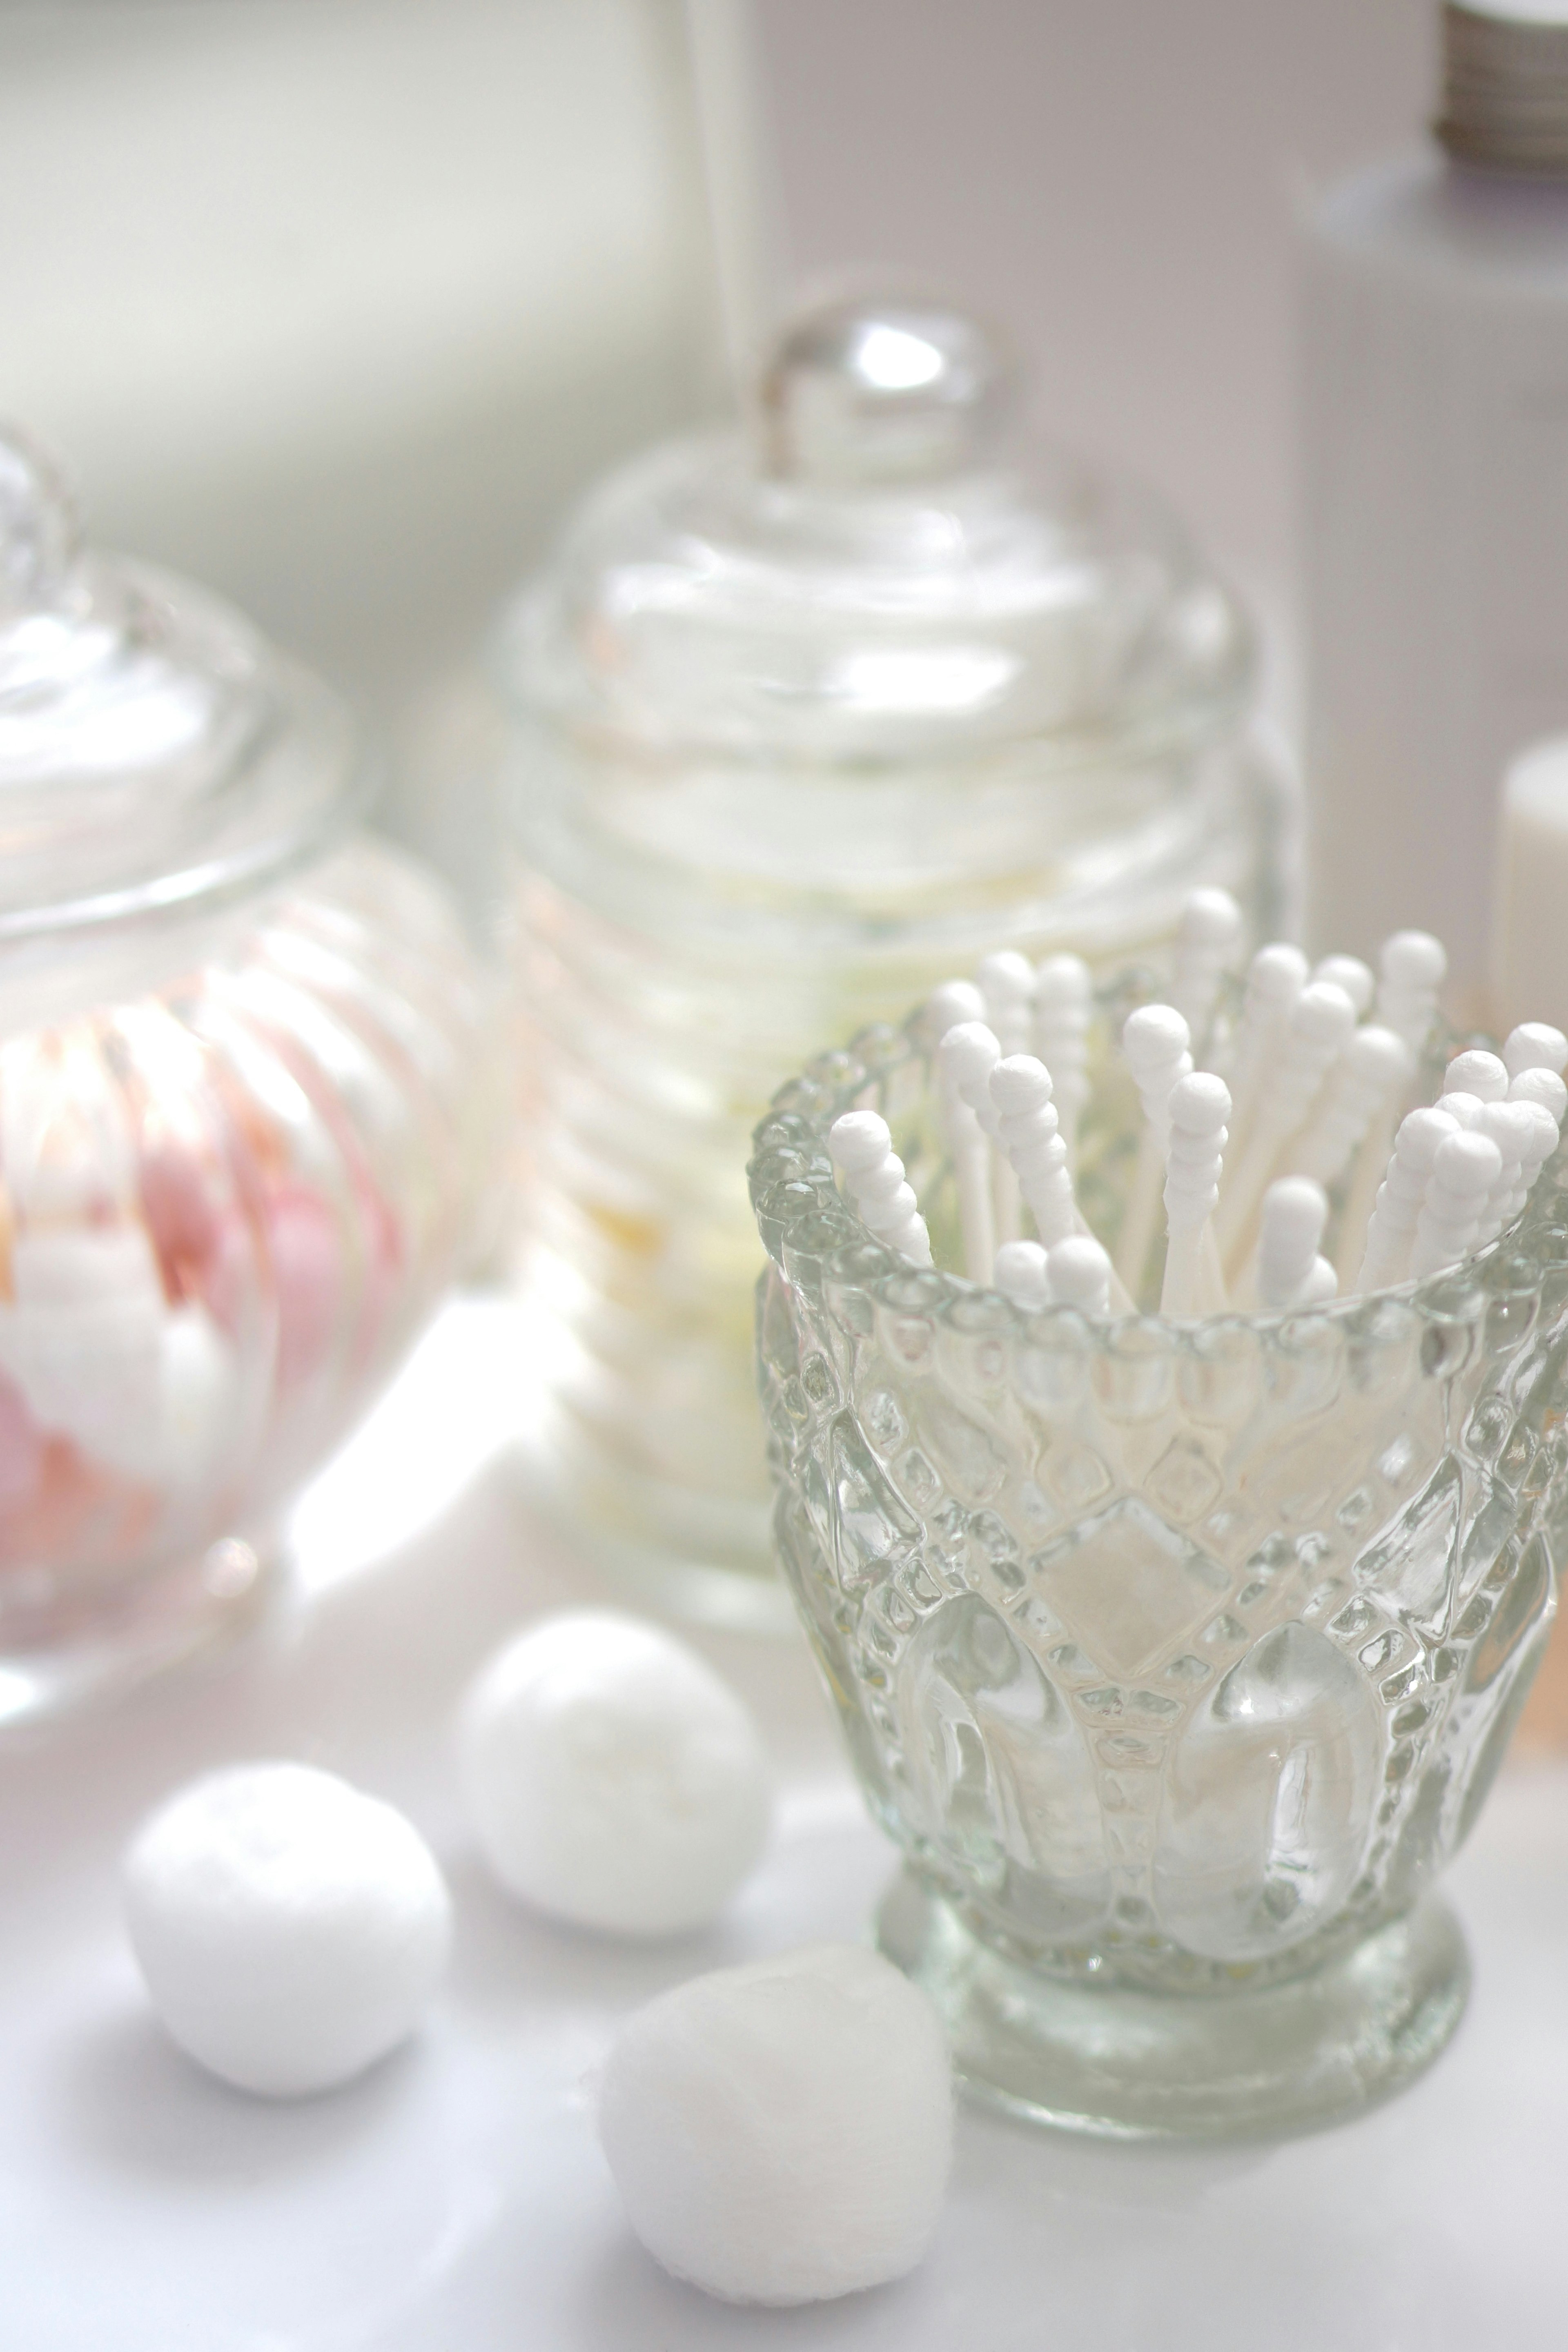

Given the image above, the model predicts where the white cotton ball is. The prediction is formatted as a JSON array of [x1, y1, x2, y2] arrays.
[[123, 1762, 451, 2098], [599, 1942, 953, 2306], [158, 1304, 239, 1487], [457, 1611, 771, 1937]]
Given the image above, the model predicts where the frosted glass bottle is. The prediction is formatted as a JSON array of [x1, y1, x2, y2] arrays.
[[497, 294, 1287, 1622], [1301, 0, 1568, 1018]]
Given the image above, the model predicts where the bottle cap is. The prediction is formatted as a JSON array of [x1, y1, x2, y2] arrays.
[[1438, 2, 1568, 174]]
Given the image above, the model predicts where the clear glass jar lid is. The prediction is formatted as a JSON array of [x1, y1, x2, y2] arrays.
[[0, 431, 366, 944], [503, 293, 1255, 766]]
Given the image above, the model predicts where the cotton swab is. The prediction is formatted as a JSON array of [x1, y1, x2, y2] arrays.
[[1509, 1065, 1568, 1120], [977, 953, 1036, 1058], [988, 1056, 1076, 1247], [1503, 1022, 1568, 1080], [1474, 1099, 1538, 1246], [1332, 934, 1447, 1281], [933, 1013, 996, 1281], [1287, 1024, 1411, 1189], [1443, 1049, 1509, 1103], [1160, 1071, 1230, 1318], [978, 953, 1034, 1242], [1223, 942, 1309, 1150], [1356, 1105, 1459, 1291], [1254, 1178, 1336, 1310], [922, 978, 986, 1038], [987, 1056, 1136, 1310], [1312, 954, 1375, 1016], [1501, 1075, 1563, 1223], [894, 928, 1562, 1318], [1169, 888, 1243, 1057], [1047, 1234, 1113, 1315], [938, 1022, 1004, 1281], [1376, 930, 1447, 1056], [1032, 954, 1091, 1174], [828, 1111, 933, 1267], [993, 1240, 1051, 1311], [1215, 981, 1358, 1268], [1114, 1004, 1192, 1298], [1408, 1128, 1503, 1280]]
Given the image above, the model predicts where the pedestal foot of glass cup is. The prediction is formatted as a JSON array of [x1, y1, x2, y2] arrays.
[[877, 1871, 1470, 2142], [0, 1535, 278, 1731]]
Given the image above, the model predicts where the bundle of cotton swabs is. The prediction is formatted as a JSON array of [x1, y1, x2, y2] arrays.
[[828, 889, 1568, 1321]]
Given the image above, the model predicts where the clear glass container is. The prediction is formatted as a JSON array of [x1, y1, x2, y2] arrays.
[[0, 434, 494, 1725], [499, 293, 1290, 1624], [751, 987, 1565, 2137]]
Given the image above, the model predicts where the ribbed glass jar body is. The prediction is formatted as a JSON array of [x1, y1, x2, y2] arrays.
[[0, 835, 493, 1716], [510, 714, 1283, 1619]]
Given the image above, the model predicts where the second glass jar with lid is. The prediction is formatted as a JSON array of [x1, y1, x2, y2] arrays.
[[497, 293, 1289, 1623]]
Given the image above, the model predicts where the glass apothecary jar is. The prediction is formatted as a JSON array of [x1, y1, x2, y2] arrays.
[[498, 293, 1290, 1623], [0, 435, 493, 1724]]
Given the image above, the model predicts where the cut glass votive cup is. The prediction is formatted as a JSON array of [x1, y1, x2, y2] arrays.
[[749, 987, 1568, 2138]]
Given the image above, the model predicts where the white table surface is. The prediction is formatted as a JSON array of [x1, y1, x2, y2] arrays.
[[4, 1295, 1567, 2352]]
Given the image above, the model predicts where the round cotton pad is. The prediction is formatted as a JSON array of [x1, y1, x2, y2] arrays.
[[599, 1942, 953, 2305], [457, 1610, 771, 1937], [123, 1761, 451, 2097]]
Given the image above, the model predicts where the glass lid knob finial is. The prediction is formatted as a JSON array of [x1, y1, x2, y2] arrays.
[[0, 429, 82, 621], [756, 293, 1020, 486]]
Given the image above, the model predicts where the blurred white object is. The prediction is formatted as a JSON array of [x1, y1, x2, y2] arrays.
[[0, 0, 763, 925], [1301, 2, 1568, 1015], [1493, 733, 1568, 1033]]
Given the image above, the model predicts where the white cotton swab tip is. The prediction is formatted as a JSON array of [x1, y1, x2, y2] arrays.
[[827, 1110, 889, 1176], [1510, 1066, 1568, 1122], [1163, 1071, 1232, 1226], [1443, 1049, 1509, 1103], [1180, 887, 1245, 949], [977, 951, 1036, 1046], [1159, 1071, 1231, 1316], [1245, 941, 1311, 1011], [922, 980, 986, 1046], [828, 1111, 933, 1267], [1504, 1022, 1568, 1080], [938, 1022, 1002, 1124], [1409, 1127, 1503, 1279], [1312, 955, 1375, 1015], [1122, 1004, 1192, 1104], [993, 1240, 1051, 1310], [1380, 930, 1448, 991], [1047, 1234, 1113, 1316], [1256, 1176, 1330, 1310]]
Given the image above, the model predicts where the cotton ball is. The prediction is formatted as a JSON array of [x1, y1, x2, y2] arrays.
[[599, 1942, 952, 2305], [123, 1762, 451, 2097], [458, 1611, 771, 1936]]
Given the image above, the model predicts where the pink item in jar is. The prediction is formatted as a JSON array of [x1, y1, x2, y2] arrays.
[[265, 1182, 346, 1390], [0, 1374, 45, 1517]]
